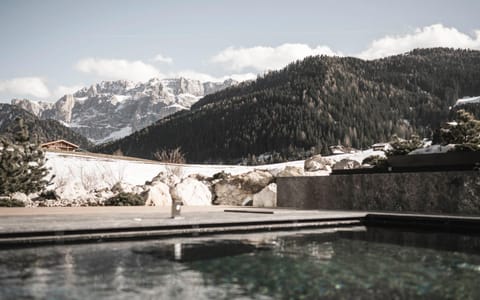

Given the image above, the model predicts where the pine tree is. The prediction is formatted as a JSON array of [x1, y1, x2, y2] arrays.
[[0, 118, 51, 196], [440, 109, 480, 151]]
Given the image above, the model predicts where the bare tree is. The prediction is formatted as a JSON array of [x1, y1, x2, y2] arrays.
[[154, 147, 186, 164]]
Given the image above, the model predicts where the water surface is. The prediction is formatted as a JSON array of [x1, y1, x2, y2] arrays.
[[1, 227, 479, 299]]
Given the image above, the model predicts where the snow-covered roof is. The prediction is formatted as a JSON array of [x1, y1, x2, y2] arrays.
[[454, 96, 480, 106], [40, 139, 79, 148], [371, 142, 390, 147]]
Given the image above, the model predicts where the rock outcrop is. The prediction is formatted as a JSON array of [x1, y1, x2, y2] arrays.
[[213, 170, 274, 206], [277, 166, 305, 177], [143, 181, 172, 206], [12, 78, 238, 144], [253, 183, 277, 207], [171, 178, 212, 205], [332, 159, 361, 170], [304, 154, 333, 172]]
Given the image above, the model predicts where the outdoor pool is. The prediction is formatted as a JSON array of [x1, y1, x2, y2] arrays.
[[1, 226, 479, 299]]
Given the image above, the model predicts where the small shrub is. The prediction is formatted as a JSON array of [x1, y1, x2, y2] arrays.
[[154, 147, 186, 164], [440, 110, 480, 151], [0, 198, 25, 207], [386, 135, 423, 156], [104, 192, 145, 206]]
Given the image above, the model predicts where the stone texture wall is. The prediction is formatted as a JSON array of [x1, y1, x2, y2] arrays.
[[277, 171, 480, 215]]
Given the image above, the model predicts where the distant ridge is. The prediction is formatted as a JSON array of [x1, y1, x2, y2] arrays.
[[96, 48, 480, 163], [12, 77, 238, 144]]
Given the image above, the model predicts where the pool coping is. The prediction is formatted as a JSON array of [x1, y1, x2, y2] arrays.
[[0, 208, 479, 247]]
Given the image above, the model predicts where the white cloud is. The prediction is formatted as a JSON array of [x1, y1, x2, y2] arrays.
[[53, 84, 84, 99], [0, 77, 50, 98], [75, 58, 163, 82], [357, 24, 480, 60], [211, 43, 341, 72], [153, 53, 173, 64]]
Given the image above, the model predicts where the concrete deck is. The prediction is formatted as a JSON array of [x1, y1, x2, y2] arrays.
[[0, 206, 365, 246], [1, 206, 479, 247]]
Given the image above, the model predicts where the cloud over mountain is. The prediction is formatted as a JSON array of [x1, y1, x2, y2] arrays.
[[358, 24, 480, 59], [0, 77, 50, 98], [75, 58, 163, 82], [211, 43, 340, 72]]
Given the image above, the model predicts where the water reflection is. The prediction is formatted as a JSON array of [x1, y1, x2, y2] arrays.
[[0, 227, 479, 299]]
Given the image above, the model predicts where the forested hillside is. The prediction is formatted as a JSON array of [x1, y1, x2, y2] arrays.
[[0, 104, 92, 149], [97, 48, 480, 163]]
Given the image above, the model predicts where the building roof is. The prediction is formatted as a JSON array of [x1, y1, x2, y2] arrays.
[[40, 139, 79, 148]]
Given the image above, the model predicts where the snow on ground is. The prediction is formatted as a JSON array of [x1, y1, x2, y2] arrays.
[[46, 149, 384, 192], [166, 103, 188, 110]]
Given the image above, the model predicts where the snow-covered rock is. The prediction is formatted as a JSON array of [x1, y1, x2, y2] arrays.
[[304, 154, 333, 172], [10, 192, 29, 205], [332, 159, 361, 170], [150, 171, 181, 187], [212, 170, 273, 206], [277, 166, 305, 177], [12, 77, 238, 144], [234, 170, 274, 192], [171, 178, 212, 205], [253, 183, 277, 207], [55, 180, 90, 202], [143, 181, 172, 206]]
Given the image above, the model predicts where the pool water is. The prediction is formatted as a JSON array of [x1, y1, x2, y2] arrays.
[[1, 227, 479, 299]]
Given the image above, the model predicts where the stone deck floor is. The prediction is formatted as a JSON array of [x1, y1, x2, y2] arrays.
[[1, 206, 478, 247], [0, 207, 365, 246]]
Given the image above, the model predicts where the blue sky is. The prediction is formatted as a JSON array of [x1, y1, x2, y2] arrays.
[[0, 0, 479, 101]]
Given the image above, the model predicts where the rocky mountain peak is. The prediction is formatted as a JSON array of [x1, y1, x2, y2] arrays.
[[11, 77, 238, 144]]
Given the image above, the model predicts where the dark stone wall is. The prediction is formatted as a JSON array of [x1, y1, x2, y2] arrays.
[[277, 171, 480, 215]]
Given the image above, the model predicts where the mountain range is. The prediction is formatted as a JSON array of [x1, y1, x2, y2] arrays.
[[95, 48, 480, 163], [12, 77, 238, 143]]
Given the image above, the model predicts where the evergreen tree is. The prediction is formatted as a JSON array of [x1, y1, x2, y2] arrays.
[[440, 109, 480, 151], [0, 118, 51, 196]]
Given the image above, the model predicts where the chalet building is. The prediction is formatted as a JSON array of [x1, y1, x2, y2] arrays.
[[40, 140, 79, 152]]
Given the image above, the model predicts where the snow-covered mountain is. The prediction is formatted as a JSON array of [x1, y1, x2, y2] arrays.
[[12, 77, 237, 144]]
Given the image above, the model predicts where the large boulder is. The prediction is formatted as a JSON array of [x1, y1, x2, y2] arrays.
[[304, 155, 333, 172], [214, 182, 253, 206], [212, 170, 274, 206], [253, 183, 277, 207], [234, 170, 274, 193], [142, 181, 172, 206], [55, 181, 90, 202], [149, 171, 181, 188], [332, 159, 361, 170], [277, 166, 305, 177], [171, 178, 212, 205]]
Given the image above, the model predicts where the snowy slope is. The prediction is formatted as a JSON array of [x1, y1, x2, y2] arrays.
[[46, 149, 383, 191]]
